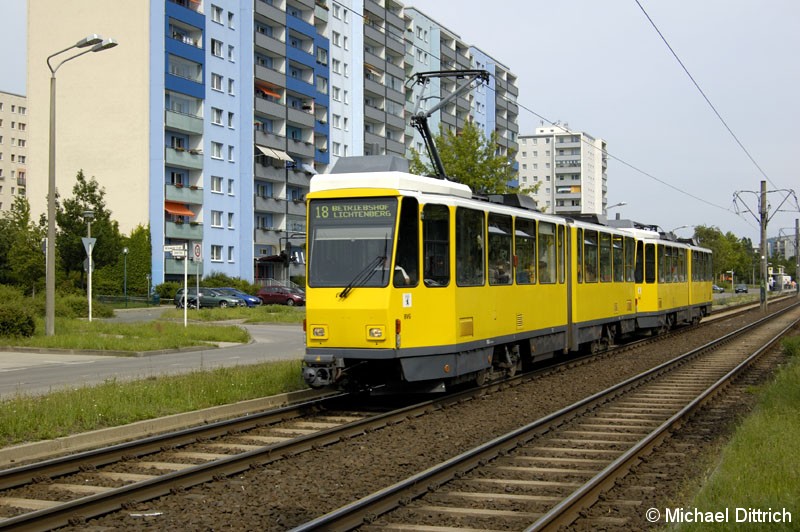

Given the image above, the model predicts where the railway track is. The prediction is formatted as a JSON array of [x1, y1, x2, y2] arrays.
[[0, 298, 789, 530], [291, 302, 800, 531]]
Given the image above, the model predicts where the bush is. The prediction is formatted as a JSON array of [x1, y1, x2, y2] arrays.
[[57, 294, 115, 319], [0, 304, 36, 337], [155, 281, 182, 302]]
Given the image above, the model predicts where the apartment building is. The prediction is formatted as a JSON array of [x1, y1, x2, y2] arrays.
[[402, 8, 519, 169], [28, 0, 329, 285], [26, 0, 517, 286], [0, 91, 27, 213], [517, 126, 607, 215]]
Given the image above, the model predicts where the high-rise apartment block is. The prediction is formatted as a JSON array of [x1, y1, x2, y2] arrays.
[[26, 0, 519, 286], [517, 126, 607, 215], [0, 91, 27, 213]]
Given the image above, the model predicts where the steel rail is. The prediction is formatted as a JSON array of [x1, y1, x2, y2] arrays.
[[289, 302, 799, 531]]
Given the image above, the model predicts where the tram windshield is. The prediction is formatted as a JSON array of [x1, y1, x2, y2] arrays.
[[308, 197, 398, 288]]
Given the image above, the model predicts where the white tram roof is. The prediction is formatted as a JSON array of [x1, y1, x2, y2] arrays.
[[310, 171, 473, 199]]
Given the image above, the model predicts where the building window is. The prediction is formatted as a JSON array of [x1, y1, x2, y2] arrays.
[[211, 5, 223, 23], [331, 31, 340, 46], [228, 12, 234, 28], [211, 210, 223, 227], [228, 178, 234, 195], [228, 45, 235, 62], [212, 107, 223, 125], [211, 73, 223, 91], [228, 79, 235, 94], [211, 176, 223, 192], [211, 142, 223, 159], [332, 114, 340, 128], [211, 245, 222, 261], [228, 246, 235, 262], [228, 145, 234, 161], [332, 87, 340, 101], [227, 112, 234, 128], [228, 212, 234, 229], [332, 142, 340, 155], [332, 59, 340, 74], [211, 39, 223, 57]]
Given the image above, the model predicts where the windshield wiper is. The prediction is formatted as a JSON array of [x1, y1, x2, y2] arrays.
[[337, 255, 386, 299]]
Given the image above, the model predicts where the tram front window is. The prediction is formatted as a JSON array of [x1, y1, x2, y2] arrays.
[[308, 197, 398, 287]]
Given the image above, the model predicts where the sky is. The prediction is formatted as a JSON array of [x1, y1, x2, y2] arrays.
[[1, 0, 798, 244]]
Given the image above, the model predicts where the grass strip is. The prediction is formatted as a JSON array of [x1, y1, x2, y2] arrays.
[[0, 360, 306, 446], [680, 336, 800, 530]]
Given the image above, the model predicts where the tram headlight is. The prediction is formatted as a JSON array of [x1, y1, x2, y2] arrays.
[[310, 325, 328, 339], [367, 326, 385, 340]]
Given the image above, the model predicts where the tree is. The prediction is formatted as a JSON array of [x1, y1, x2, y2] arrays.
[[0, 196, 46, 294], [694, 225, 757, 284], [409, 121, 531, 196], [56, 170, 123, 283]]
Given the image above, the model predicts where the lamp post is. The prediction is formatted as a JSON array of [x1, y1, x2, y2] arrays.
[[45, 35, 118, 336], [122, 247, 129, 308], [84, 210, 95, 321], [607, 201, 627, 211]]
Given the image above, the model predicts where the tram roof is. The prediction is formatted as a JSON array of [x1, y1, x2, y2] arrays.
[[310, 171, 473, 199]]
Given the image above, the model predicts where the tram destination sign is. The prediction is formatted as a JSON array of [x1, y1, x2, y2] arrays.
[[311, 198, 396, 225]]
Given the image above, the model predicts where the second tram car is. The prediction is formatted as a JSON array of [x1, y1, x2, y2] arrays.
[[302, 160, 713, 392]]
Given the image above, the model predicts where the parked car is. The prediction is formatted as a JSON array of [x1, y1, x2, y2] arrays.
[[712, 284, 725, 293], [215, 287, 262, 307], [174, 288, 245, 308], [257, 286, 306, 306], [734, 284, 749, 293]]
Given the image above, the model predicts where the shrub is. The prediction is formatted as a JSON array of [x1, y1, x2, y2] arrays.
[[56, 294, 115, 319], [0, 304, 36, 337], [155, 281, 182, 302]]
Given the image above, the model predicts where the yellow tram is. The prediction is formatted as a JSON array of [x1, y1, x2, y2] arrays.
[[302, 161, 712, 392]]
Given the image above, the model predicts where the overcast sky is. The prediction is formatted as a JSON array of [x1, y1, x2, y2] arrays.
[[2, 0, 798, 243]]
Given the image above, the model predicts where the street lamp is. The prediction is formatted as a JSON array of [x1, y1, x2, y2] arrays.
[[122, 247, 129, 308], [84, 210, 95, 321], [607, 201, 627, 211], [45, 35, 118, 336]]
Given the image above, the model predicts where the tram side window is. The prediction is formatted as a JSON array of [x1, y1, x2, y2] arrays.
[[624, 237, 635, 282], [423, 204, 449, 287], [583, 230, 598, 283], [515, 219, 536, 284], [577, 228, 584, 283], [645, 243, 656, 283], [488, 213, 512, 285], [658, 246, 667, 283], [538, 222, 557, 284], [557, 225, 566, 283], [600, 232, 612, 282], [456, 208, 485, 286], [394, 197, 419, 287], [677, 248, 686, 282], [613, 235, 624, 282]]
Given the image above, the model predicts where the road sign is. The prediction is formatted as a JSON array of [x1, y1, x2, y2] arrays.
[[82, 237, 96, 256], [163, 244, 185, 253], [192, 242, 202, 261]]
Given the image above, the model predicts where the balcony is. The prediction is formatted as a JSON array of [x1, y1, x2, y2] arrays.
[[255, 0, 285, 24], [255, 194, 281, 212], [288, 107, 315, 128], [166, 147, 203, 170], [255, 65, 286, 89], [165, 256, 203, 276], [166, 110, 203, 135], [165, 183, 203, 204], [255, 95, 286, 118], [165, 220, 203, 240]]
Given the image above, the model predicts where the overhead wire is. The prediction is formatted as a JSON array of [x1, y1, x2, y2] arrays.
[[633, 0, 777, 190], [326, 0, 754, 221]]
